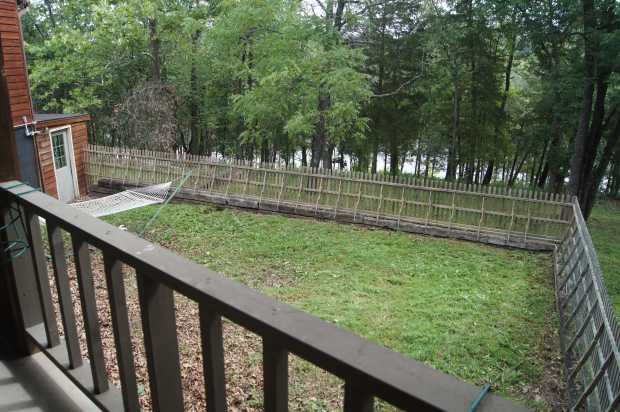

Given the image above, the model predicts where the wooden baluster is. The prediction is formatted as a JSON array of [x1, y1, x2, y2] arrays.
[[71, 233, 109, 393], [200, 303, 227, 412], [103, 252, 140, 412], [344, 382, 374, 412], [47, 220, 82, 369], [263, 337, 288, 412], [137, 271, 184, 412], [24, 210, 59, 347]]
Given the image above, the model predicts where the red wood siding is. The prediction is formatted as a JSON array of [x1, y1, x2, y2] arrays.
[[36, 130, 57, 197], [0, 0, 33, 126], [36, 116, 91, 199]]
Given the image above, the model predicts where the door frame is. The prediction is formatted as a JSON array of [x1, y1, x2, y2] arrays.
[[48, 125, 80, 199]]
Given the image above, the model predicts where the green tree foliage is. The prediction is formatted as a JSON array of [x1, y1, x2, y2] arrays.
[[22, 0, 620, 216]]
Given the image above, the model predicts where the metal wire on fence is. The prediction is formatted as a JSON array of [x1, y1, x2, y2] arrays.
[[555, 198, 620, 411]]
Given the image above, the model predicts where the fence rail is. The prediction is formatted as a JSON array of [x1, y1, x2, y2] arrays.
[[86, 145, 573, 250], [554, 198, 620, 411], [0, 181, 529, 411]]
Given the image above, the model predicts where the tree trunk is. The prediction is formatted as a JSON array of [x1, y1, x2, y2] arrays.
[[301, 145, 307, 167], [323, 143, 334, 170], [389, 133, 399, 177], [446, 83, 460, 180], [568, 0, 595, 196], [311, 93, 329, 168], [579, 76, 609, 202], [484, 28, 515, 186], [415, 142, 421, 176], [43, 0, 56, 28], [261, 140, 269, 165], [149, 18, 162, 82], [582, 114, 620, 218], [371, 141, 378, 174], [610, 147, 620, 197], [189, 30, 201, 154], [481, 160, 494, 185]]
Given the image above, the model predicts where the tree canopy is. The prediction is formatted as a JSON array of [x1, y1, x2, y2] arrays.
[[22, 0, 620, 217]]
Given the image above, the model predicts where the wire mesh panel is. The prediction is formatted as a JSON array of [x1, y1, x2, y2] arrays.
[[554, 198, 620, 411]]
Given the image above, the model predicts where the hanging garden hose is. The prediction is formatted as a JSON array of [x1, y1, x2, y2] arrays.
[[468, 384, 492, 412], [0, 185, 42, 264]]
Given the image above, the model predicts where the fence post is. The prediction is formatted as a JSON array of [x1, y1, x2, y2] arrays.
[[506, 199, 516, 245], [424, 190, 432, 233], [0, 194, 40, 356], [259, 170, 268, 205], [375, 183, 384, 223], [448, 191, 456, 233], [224, 165, 234, 198], [524, 203, 531, 246], [276, 173, 286, 211], [353, 181, 363, 222], [477, 196, 485, 241], [242, 167, 251, 196], [193, 163, 202, 194], [208, 165, 217, 194], [314, 176, 324, 216], [333, 178, 343, 219], [397, 186, 406, 229]]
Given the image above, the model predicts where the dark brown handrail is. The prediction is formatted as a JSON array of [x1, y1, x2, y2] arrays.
[[0, 181, 529, 411]]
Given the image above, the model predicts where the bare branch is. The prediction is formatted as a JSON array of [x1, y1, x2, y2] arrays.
[[371, 75, 421, 98]]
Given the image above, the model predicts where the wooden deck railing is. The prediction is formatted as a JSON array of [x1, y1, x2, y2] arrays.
[[554, 198, 620, 411], [86, 145, 574, 251], [0, 181, 529, 411]]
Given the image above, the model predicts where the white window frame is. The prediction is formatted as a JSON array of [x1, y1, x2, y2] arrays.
[[48, 125, 80, 198]]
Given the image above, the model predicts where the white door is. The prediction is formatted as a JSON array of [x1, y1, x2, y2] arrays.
[[51, 130, 76, 202]]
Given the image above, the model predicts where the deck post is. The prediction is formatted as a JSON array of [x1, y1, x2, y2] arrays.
[[0, 195, 37, 356]]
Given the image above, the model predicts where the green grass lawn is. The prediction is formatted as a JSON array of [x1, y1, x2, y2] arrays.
[[588, 199, 620, 315], [105, 203, 558, 410]]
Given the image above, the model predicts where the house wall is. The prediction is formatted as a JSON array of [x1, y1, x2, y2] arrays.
[[0, 0, 33, 127], [14, 125, 40, 188], [36, 115, 90, 199]]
